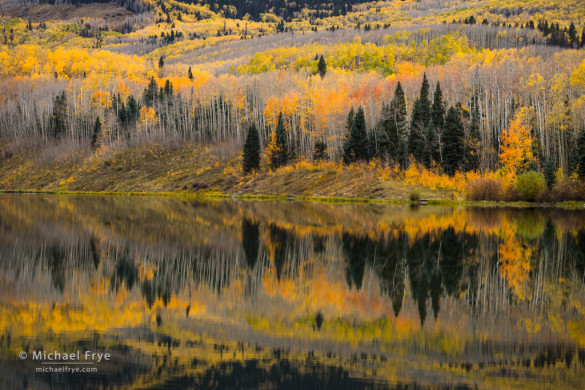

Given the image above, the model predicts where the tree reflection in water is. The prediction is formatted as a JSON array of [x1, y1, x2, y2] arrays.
[[0, 195, 585, 389]]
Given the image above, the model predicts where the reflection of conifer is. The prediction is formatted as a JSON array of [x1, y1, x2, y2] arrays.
[[142, 280, 155, 309], [342, 233, 370, 291], [315, 311, 324, 330], [269, 223, 291, 281], [430, 268, 442, 320], [90, 235, 100, 269], [242, 218, 260, 268], [391, 257, 407, 317], [440, 227, 464, 296], [408, 235, 431, 326]]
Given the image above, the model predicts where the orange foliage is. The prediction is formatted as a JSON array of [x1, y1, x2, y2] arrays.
[[499, 108, 534, 174]]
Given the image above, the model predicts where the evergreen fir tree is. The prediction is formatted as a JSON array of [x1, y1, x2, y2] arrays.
[[188, 67, 193, 79], [91, 116, 102, 150], [342, 107, 355, 163], [50, 91, 68, 139], [317, 54, 327, 79], [376, 102, 399, 163], [543, 156, 556, 190], [313, 139, 328, 161], [243, 123, 261, 174], [126, 95, 139, 124], [577, 129, 585, 179], [409, 98, 427, 164], [270, 112, 288, 169], [442, 106, 465, 175], [142, 77, 158, 107], [343, 106, 369, 163], [431, 81, 445, 164], [391, 82, 409, 168], [158, 55, 164, 69], [419, 72, 431, 127], [426, 119, 437, 168]]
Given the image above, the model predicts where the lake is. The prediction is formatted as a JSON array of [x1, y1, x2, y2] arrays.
[[0, 194, 584, 389]]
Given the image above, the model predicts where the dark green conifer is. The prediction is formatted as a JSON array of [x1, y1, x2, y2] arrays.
[[419, 72, 431, 127], [50, 91, 68, 139], [543, 156, 556, 190], [431, 81, 445, 164], [270, 112, 288, 169], [409, 98, 427, 164], [243, 123, 261, 174], [391, 82, 409, 168], [577, 129, 585, 178], [442, 106, 465, 175], [91, 116, 101, 150], [313, 139, 328, 161], [343, 106, 369, 163], [317, 54, 327, 79]]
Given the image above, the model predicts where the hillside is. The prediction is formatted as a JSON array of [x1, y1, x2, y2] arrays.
[[1, 0, 585, 201]]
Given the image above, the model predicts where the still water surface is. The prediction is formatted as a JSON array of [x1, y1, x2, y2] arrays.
[[0, 194, 585, 389]]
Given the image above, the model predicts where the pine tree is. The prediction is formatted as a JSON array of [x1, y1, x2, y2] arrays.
[[543, 156, 556, 190], [91, 116, 102, 150], [317, 54, 327, 79], [50, 91, 68, 139], [376, 102, 398, 164], [158, 55, 164, 69], [342, 107, 355, 163], [442, 106, 465, 176], [425, 119, 437, 168], [243, 123, 261, 173], [419, 72, 431, 127], [343, 106, 369, 163], [409, 98, 427, 164], [577, 129, 585, 179], [465, 97, 481, 172], [270, 112, 288, 169], [126, 95, 139, 124], [431, 81, 445, 164], [188, 67, 193, 79], [313, 139, 328, 161], [142, 77, 158, 107], [391, 82, 409, 168]]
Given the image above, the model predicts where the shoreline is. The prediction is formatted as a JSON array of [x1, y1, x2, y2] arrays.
[[1, 189, 582, 209]]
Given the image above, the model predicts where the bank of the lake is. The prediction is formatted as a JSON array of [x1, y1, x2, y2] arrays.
[[1, 142, 584, 206]]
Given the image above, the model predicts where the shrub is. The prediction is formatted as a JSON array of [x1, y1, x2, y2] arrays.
[[515, 171, 545, 202], [466, 177, 502, 201], [409, 190, 421, 202], [549, 177, 584, 202]]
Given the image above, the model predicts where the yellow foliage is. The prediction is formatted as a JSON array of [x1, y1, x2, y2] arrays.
[[499, 108, 534, 174]]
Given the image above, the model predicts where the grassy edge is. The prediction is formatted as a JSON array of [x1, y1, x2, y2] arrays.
[[1, 189, 584, 208]]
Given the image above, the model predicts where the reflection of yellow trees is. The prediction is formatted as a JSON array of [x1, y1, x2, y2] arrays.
[[498, 215, 532, 300]]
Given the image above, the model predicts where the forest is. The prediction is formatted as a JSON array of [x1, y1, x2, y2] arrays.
[[1, 0, 585, 201]]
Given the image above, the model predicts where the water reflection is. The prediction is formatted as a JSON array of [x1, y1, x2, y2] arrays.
[[1, 194, 585, 389]]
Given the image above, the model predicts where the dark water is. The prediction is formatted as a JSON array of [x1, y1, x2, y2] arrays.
[[0, 194, 585, 389]]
